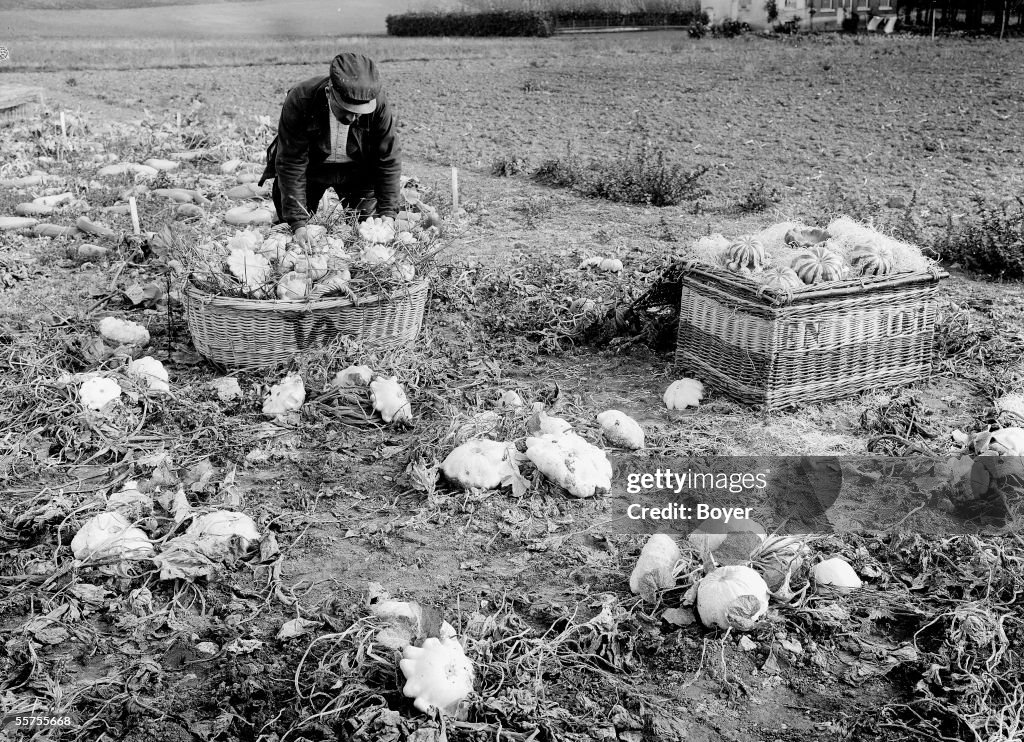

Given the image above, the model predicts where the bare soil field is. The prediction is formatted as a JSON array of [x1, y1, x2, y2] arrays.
[[1, 31, 1023, 742], [2, 0, 407, 39]]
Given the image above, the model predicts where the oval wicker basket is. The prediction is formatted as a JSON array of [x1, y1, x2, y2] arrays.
[[183, 277, 429, 369]]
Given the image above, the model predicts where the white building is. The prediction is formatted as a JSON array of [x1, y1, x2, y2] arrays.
[[700, 0, 897, 30]]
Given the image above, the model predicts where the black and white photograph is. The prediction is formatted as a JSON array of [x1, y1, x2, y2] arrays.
[[1, 0, 1023, 740]]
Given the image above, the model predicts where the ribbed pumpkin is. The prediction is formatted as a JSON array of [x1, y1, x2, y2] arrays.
[[759, 266, 803, 291], [792, 246, 845, 285], [849, 245, 894, 276], [721, 236, 766, 272]]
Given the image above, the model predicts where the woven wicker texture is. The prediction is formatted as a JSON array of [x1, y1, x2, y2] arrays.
[[0, 85, 45, 127], [0, 103, 40, 127], [184, 278, 429, 369], [673, 262, 947, 409]]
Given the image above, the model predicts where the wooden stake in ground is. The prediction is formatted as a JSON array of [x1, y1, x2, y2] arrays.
[[451, 166, 459, 212], [129, 197, 141, 235], [59, 111, 68, 161]]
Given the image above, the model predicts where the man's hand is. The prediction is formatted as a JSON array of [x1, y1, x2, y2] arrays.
[[291, 226, 309, 248]]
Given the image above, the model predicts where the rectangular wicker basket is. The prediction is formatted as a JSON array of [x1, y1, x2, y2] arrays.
[[0, 85, 45, 127], [183, 277, 429, 369], [674, 262, 949, 409]]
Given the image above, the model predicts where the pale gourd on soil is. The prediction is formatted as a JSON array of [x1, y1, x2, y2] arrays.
[[175, 203, 205, 219], [995, 394, 1024, 419], [0, 173, 50, 188], [664, 379, 703, 410], [331, 365, 373, 388], [107, 482, 153, 520], [34, 192, 74, 207], [597, 410, 645, 450], [526, 409, 573, 436], [33, 223, 81, 239], [128, 356, 170, 394], [225, 204, 275, 227], [629, 534, 680, 601], [524, 431, 612, 499], [97, 162, 158, 178], [578, 256, 623, 273], [71, 511, 155, 563], [209, 377, 243, 403], [15, 203, 54, 217], [98, 317, 150, 346], [225, 182, 269, 199], [442, 439, 519, 491], [370, 376, 412, 423], [184, 510, 261, 559], [811, 557, 862, 594], [263, 373, 305, 416], [400, 637, 475, 716], [687, 517, 766, 555], [72, 244, 110, 260], [143, 158, 180, 172], [977, 426, 1024, 456], [696, 565, 770, 631], [79, 377, 123, 410], [498, 390, 525, 408], [0, 216, 39, 231]]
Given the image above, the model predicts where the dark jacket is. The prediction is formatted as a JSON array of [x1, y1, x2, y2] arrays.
[[259, 75, 401, 229]]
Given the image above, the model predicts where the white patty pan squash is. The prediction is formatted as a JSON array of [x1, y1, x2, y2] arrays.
[[128, 356, 170, 394], [696, 565, 770, 631], [442, 439, 518, 491], [629, 534, 680, 601], [226, 248, 272, 293], [79, 376, 123, 410], [596, 410, 645, 450], [71, 511, 155, 563], [400, 637, 475, 716], [98, 316, 150, 347], [263, 373, 306, 416], [358, 216, 397, 244], [370, 376, 412, 423], [359, 242, 396, 266], [227, 229, 263, 253], [524, 431, 612, 498]]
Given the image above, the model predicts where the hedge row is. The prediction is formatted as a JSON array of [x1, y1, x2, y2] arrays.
[[554, 10, 703, 27], [385, 9, 703, 37], [385, 11, 554, 37]]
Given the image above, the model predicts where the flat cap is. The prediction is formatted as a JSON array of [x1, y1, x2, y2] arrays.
[[329, 53, 380, 114]]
